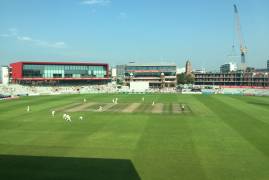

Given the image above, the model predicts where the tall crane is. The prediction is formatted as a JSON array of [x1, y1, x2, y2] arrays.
[[234, 4, 247, 69]]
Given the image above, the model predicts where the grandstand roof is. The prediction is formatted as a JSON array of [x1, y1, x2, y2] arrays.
[[10, 61, 108, 66], [126, 63, 176, 66]]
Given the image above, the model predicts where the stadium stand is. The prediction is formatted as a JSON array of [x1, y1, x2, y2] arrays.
[[200, 86, 269, 96], [1, 84, 268, 96], [0, 84, 118, 96]]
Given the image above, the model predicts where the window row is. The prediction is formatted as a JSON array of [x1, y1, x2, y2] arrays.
[[23, 70, 106, 78], [23, 65, 106, 71], [126, 66, 176, 71]]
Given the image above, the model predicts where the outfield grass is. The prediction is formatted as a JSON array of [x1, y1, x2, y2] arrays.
[[0, 94, 269, 179]]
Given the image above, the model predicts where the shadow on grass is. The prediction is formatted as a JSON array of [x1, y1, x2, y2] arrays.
[[0, 154, 141, 180], [248, 101, 269, 107]]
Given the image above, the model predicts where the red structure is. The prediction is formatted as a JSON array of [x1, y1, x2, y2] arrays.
[[10, 61, 110, 84]]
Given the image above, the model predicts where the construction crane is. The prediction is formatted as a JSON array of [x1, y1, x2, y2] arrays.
[[233, 4, 247, 69]]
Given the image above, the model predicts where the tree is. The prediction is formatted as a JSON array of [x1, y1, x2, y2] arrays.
[[185, 74, 195, 84], [177, 73, 194, 85], [177, 73, 186, 84]]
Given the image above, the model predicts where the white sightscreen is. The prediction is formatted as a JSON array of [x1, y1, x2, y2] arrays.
[[130, 81, 149, 92]]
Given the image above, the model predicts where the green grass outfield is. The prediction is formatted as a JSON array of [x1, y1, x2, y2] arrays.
[[0, 94, 269, 180]]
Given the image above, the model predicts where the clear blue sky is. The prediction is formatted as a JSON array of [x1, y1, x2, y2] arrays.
[[0, 0, 268, 70]]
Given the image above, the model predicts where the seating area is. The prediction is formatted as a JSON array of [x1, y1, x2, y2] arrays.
[[201, 87, 269, 96], [0, 84, 118, 96], [1, 84, 268, 96]]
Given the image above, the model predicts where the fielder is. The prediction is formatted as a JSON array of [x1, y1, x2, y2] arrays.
[[66, 114, 71, 122], [27, 105, 30, 112], [181, 104, 185, 111], [152, 101, 155, 106], [84, 98, 87, 103], [98, 106, 103, 111], [51, 110, 55, 117], [79, 116, 83, 120]]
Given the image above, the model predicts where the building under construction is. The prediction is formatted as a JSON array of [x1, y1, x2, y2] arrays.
[[194, 71, 269, 87], [193, 4, 269, 87]]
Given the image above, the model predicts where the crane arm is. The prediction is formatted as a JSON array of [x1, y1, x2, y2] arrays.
[[234, 4, 247, 54]]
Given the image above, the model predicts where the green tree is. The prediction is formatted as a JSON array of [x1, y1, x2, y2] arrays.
[[177, 73, 186, 84], [185, 74, 195, 84], [177, 73, 194, 85]]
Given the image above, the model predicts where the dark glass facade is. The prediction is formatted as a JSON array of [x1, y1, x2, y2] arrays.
[[22, 64, 107, 78]]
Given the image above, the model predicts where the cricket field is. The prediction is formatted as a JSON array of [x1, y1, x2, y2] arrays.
[[0, 94, 269, 180]]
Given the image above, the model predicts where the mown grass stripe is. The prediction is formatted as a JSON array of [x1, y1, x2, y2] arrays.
[[196, 95, 269, 157]]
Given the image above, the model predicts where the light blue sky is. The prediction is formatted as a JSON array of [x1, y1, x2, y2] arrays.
[[0, 0, 268, 70]]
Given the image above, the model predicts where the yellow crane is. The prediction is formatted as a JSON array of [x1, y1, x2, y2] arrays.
[[234, 4, 247, 69]]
